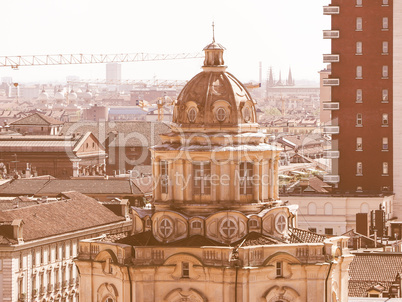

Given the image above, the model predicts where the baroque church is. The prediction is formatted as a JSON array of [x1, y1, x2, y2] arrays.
[[75, 35, 353, 302]]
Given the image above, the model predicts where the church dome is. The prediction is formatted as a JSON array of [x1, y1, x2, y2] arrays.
[[54, 90, 65, 101], [172, 39, 258, 133], [37, 89, 49, 102], [68, 89, 78, 101], [83, 89, 93, 101]]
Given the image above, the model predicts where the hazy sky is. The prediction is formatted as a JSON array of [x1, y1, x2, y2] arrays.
[[0, 0, 330, 85]]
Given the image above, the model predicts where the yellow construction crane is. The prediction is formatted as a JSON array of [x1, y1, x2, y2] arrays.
[[0, 52, 204, 69], [157, 95, 175, 121]]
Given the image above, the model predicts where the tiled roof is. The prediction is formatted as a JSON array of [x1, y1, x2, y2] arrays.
[[10, 112, 63, 126], [349, 253, 402, 297], [0, 191, 124, 243], [305, 176, 330, 193], [288, 227, 327, 243], [232, 232, 284, 247], [0, 179, 143, 196], [60, 121, 171, 146]]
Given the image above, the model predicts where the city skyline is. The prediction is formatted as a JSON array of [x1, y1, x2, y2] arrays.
[[0, 0, 330, 85]]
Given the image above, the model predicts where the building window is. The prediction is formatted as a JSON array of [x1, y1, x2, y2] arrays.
[[356, 137, 363, 151], [383, 17, 389, 30], [356, 41, 363, 54], [160, 160, 169, 194], [159, 218, 173, 238], [382, 66, 389, 78], [19, 253, 23, 270], [382, 137, 388, 150], [357, 162, 363, 175], [382, 41, 389, 54], [382, 113, 389, 126], [276, 261, 283, 277], [308, 202, 317, 215], [182, 262, 190, 278], [187, 107, 197, 123], [356, 17, 363, 30], [324, 203, 333, 215], [325, 228, 334, 235], [382, 89, 389, 102], [356, 89, 363, 103], [193, 162, 211, 195], [308, 228, 317, 233], [32, 250, 36, 267], [249, 219, 258, 228], [383, 162, 389, 175], [275, 214, 287, 234], [216, 107, 227, 122], [383, 0, 389, 5], [357, 186, 363, 192], [239, 162, 253, 195], [356, 113, 363, 126], [191, 220, 202, 229], [220, 218, 238, 238], [356, 66, 363, 79]]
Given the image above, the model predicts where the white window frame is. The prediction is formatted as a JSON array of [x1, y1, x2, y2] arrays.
[[383, 17, 389, 30], [356, 137, 363, 151], [382, 89, 389, 102], [382, 137, 388, 150], [356, 66, 363, 79], [276, 261, 283, 277], [160, 160, 169, 194], [356, 89, 363, 103], [382, 41, 389, 54], [356, 41, 363, 54], [239, 162, 253, 195], [356, 17, 363, 30], [382, 65, 389, 78], [356, 113, 363, 126], [383, 162, 389, 175], [357, 162, 363, 175], [382, 113, 389, 126]]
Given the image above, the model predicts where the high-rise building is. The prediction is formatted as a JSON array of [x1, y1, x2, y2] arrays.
[[323, 1, 402, 207], [106, 62, 121, 82]]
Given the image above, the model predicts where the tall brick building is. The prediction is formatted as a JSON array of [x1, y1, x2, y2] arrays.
[[323, 0, 402, 206]]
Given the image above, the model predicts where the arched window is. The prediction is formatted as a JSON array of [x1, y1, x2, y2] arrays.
[[307, 202, 317, 215], [191, 220, 202, 229], [187, 107, 197, 123], [360, 202, 369, 213], [324, 203, 333, 215]]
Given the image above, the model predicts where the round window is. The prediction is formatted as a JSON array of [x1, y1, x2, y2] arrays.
[[160, 218, 173, 238], [243, 106, 251, 122], [216, 107, 227, 122], [219, 218, 238, 238], [187, 107, 197, 123], [275, 214, 287, 234]]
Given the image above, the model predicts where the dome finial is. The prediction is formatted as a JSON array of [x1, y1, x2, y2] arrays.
[[212, 21, 215, 42]]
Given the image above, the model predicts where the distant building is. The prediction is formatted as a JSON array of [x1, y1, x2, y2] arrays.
[[82, 104, 108, 122], [106, 63, 121, 83], [0, 191, 130, 302], [0, 132, 106, 178], [9, 112, 64, 135]]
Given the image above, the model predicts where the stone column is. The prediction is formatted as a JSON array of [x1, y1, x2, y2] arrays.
[[153, 158, 160, 201], [211, 160, 218, 202], [274, 157, 279, 200], [253, 160, 260, 202], [269, 159, 274, 200], [168, 160, 174, 201], [230, 161, 237, 201], [184, 160, 192, 202], [175, 159, 184, 202], [234, 161, 240, 202]]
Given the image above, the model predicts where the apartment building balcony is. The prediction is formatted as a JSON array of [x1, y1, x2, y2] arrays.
[[323, 175, 340, 183], [323, 30, 340, 39], [323, 6, 340, 15], [323, 102, 339, 110], [323, 126, 339, 134], [323, 150, 340, 159], [323, 78, 340, 86], [323, 54, 339, 63]]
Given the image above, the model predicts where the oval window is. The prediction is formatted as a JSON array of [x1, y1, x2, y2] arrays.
[[160, 218, 173, 238], [216, 107, 226, 122], [243, 106, 251, 122], [187, 107, 197, 123]]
